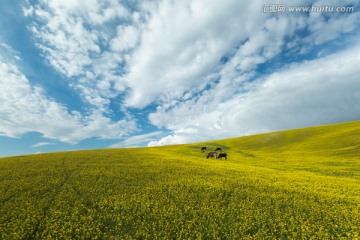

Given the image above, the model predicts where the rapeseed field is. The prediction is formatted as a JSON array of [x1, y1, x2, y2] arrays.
[[0, 121, 359, 239]]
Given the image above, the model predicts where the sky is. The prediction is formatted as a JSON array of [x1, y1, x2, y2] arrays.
[[0, 0, 359, 157]]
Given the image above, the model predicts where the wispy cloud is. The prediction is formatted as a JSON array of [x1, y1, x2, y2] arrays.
[[110, 131, 163, 148], [32, 142, 54, 147]]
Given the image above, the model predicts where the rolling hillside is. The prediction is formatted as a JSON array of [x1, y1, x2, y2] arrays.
[[1, 121, 359, 239]]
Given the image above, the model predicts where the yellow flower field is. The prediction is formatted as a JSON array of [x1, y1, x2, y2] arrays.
[[1, 121, 359, 239]]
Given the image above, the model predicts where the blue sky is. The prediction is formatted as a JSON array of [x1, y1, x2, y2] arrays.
[[1, 0, 359, 157]]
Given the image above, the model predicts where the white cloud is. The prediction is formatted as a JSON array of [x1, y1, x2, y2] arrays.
[[32, 142, 54, 147], [123, 0, 268, 108], [306, 10, 360, 45], [110, 131, 163, 147], [147, 127, 201, 147], [19, 0, 360, 148], [0, 58, 137, 143], [25, 0, 359, 113], [223, 47, 360, 134], [24, 0, 132, 111], [31, 6, 100, 77], [0, 43, 22, 62], [123, 0, 360, 109], [148, 45, 360, 146], [145, 1, 360, 146], [110, 25, 140, 52], [148, 133, 191, 147]]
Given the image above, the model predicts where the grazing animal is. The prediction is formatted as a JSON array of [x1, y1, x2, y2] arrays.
[[217, 152, 227, 160], [215, 147, 222, 151], [206, 152, 218, 159], [201, 147, 207, 152]]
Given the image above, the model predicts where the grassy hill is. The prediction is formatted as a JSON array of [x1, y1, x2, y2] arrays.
[[1, 121, 359, 239]]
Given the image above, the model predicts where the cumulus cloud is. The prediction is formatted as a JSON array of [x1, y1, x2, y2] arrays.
[[143, 0, 360, 146], [25, 0, 359, 112], [123, 0, 267, 108], [306, 4, 360, 45], [148, 45, 360, 146], [110, 25, 140, 52], [0, 57, 137, 143], [24, 0, 133, 111], [148, 134, 190, 147], [123, 0, 359, 109], [17, 0, 360, 149], [223, 47, 360, 133], [110, 131, 163, 147]]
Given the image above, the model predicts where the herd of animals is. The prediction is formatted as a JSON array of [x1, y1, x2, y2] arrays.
[[201, 147, 227, 160]]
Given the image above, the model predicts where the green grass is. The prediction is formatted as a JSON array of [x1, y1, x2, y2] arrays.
[[1, 121, 360, 239]]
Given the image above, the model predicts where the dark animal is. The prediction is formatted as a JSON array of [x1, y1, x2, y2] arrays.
[[206, 152, 217, 159], [215, 147, 222, 151], [216, 152, 227, 160], [201, 147, 207, 152]]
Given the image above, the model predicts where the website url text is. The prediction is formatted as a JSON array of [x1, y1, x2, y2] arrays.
[[261, 5, 355, 13]]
